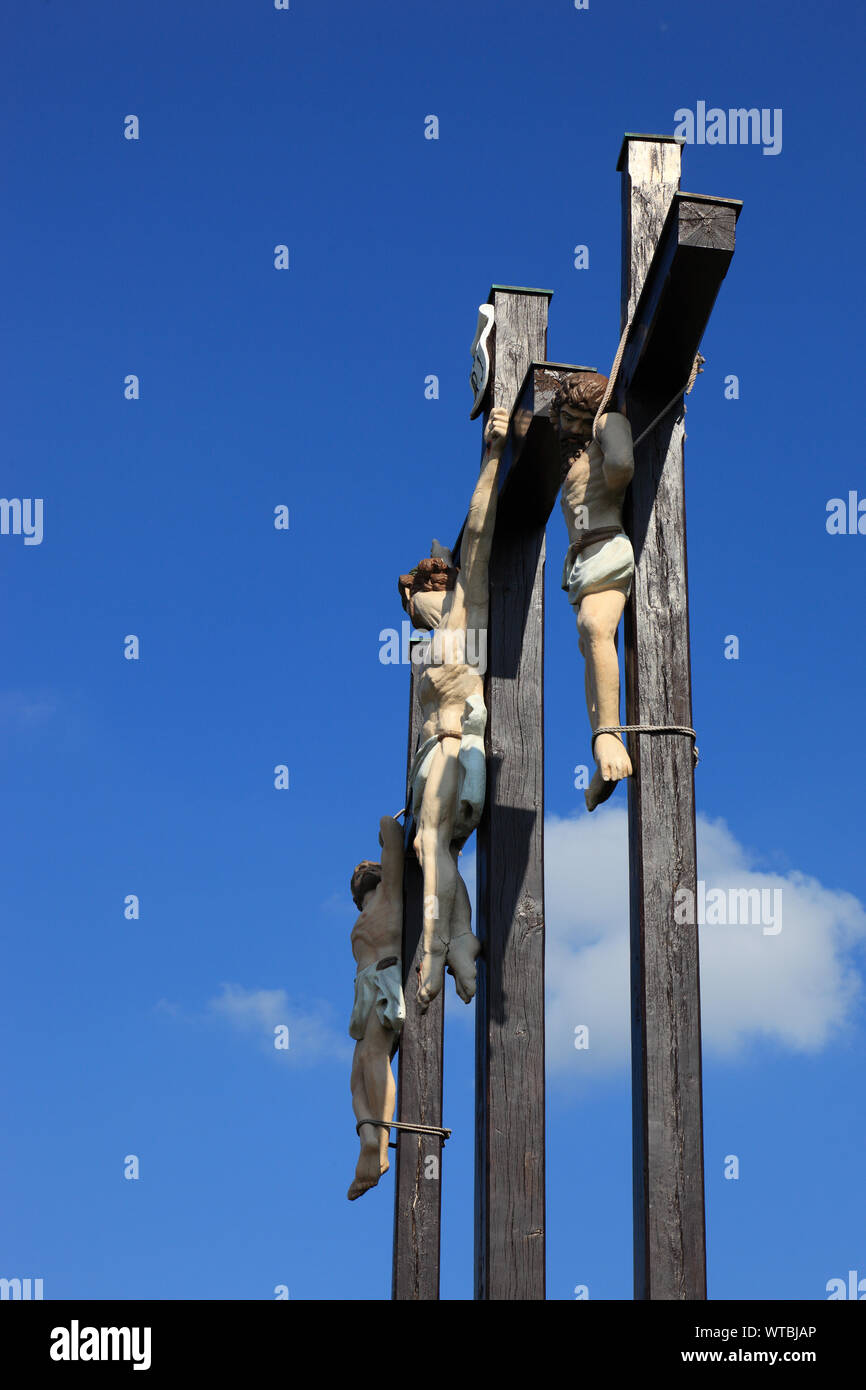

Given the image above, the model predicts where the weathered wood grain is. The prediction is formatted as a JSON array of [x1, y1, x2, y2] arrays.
[[498, 362, 583, 530], [617, 138, 683, 322], [487, 285, 552, 414], [474, 287, 550, 1301], [619, 135, 712, 1301], [618, 194, 741, 407]]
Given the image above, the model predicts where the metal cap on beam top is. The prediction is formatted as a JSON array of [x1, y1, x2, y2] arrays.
[[616, 132, 685, 170], [486, 284, 553, 302]]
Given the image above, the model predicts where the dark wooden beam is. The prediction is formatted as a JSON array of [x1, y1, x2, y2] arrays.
[[474, 286, 550, 1301], [616, 192, 741, 408], [618, 134, 739, 1300], [498, 362, 589, 528], [392, 649, 444, 1300]]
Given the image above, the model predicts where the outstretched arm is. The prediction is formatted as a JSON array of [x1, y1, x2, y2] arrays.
[[378, 815, 405, 900], [458, 406, 509, 602], [595, 411, 634, 492]]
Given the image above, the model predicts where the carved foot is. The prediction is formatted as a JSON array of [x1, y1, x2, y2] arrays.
[[446, 931, 481, 1004], [585, 733, 632, 812], [417, 941, 448, 1011], [347, 1140, 389, 1201]]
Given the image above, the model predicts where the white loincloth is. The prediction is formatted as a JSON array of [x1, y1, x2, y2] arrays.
[[562, 532, 635, 608], [348, 958, 406, 1041], [408, 692, 487, 848]]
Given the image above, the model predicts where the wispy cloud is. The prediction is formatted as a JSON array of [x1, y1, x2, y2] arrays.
[[462, 808, 866, 1080], [0, 689, 57, 725], [209, 984, 351, 1063], [165, 811, 866, 1081], [158, 984, 351, 1065]]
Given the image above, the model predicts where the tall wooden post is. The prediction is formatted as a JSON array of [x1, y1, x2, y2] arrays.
[[392, 648, 445, 1300], [619, 135, 707, 1300], [474, 286, 550, 1300]]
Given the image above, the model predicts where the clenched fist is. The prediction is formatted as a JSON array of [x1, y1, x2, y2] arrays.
[[484, 406, 509, 455]]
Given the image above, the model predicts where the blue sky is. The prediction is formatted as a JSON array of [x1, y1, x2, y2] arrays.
[[2, 0, 865, 1301]]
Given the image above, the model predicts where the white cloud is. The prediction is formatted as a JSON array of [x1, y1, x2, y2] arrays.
[[208, 983, 290, 1033], [464, 808, 866, 1080], [689, 815, 866, 1056], [161, 984, 352, 1065], [190, 816, 866, 1077]]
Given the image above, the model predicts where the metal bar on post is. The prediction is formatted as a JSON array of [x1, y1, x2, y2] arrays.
[[474, 285, 550, 1301], [618, 133, 707, 1301], [392, 648, 444, 1300]]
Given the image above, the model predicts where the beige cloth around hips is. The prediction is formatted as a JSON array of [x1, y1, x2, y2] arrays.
[[407, 692, 487, 848], [348, 959, 406, 1041], [562, 532, 635, 608]]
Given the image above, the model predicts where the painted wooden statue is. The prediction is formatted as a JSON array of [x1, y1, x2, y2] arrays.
[[397, 406, 508, 1009], [553, 371, 635, 810], [347, 815, 405, 1200]]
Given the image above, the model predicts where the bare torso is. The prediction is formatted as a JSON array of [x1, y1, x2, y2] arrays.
[[413, 582, 485, 743], [351, 886, 402, 972], [417, 660, 482, 743], [560, 439, 626, 545]]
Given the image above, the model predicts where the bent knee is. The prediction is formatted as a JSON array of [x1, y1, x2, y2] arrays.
[[577, 611, 605, 645], [577, 605, 618, 646]]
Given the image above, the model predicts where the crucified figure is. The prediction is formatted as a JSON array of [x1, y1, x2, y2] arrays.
[[552, 372, 635, 812], [398, 406, 508, 1010], [347, 815, 405, 1200]]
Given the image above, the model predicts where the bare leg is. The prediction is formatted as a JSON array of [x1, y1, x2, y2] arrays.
[[580, 629, 598, 726], [445, 845, 480, 1003], [577, 588, 632, 812], [414, 742, 460, 1009], [347, 1013, 396, 1201]]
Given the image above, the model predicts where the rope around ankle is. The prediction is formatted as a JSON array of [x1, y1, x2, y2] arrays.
[[593, 724, 699, 766]]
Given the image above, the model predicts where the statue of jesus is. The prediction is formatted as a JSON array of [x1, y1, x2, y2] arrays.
[[398, 406, 509, 1009], [347, 815, 405, 1201], [552, 371, 635, 811]]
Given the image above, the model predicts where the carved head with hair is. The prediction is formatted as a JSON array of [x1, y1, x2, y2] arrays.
[[398, 548, 459, 630], [351, 860, 382, 911], [549, 371, 609, 441]]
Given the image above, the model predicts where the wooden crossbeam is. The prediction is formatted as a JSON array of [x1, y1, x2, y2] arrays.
[[498, 363, 578, 525], [616, 192, 741, 408], [452, 360, 592, 555]]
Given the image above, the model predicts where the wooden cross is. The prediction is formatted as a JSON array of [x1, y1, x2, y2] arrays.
[[392, 133, 740, 1301]]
